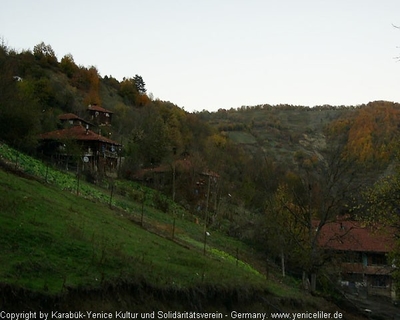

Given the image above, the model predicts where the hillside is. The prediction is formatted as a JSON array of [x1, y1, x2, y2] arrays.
[[199, 102, 400, 167], [202, 107, 345, 163], [2, 41, 400, 317], [0, 144, 366, 318]]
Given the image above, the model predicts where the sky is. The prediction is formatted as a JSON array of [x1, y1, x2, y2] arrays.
[[1, 0, 400, 112]]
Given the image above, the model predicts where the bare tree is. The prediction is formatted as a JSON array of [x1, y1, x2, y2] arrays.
[[265, 138, 363, 291]]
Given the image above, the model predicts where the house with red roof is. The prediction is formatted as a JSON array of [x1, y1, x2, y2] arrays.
[[58, 113, 93, 128], [87, 104, 113, 126], [318, 220, 396, 300], [39, 125, 121, 174]]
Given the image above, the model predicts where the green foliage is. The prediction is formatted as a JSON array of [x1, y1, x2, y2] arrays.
[[118, 76, 149, 106], [32, 42, 58, 67], [0, 146, 269, 293], [60, 53, 78, 78], [360, 162, 400, 293], [4, 40, 400, 300], [0, 64, 41, 151], [126, 106, 169, 167], [133, 74, 146, 94]]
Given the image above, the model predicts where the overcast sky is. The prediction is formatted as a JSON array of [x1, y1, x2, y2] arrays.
[[1, 0, 400, 112]]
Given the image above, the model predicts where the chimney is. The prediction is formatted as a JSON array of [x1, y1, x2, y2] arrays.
[[85, 124, 89, 135]]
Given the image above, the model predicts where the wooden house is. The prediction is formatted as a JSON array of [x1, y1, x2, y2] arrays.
[[58, 113, 93, 128], [318, 220, 396, 300], [87, 104, 113, 126], [39, 125, 121, 174]]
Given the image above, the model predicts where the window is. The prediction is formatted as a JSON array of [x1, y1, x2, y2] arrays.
[[370, 254, 387, 266], [370, 275, 388, 288], [343, 252, 362, 263]]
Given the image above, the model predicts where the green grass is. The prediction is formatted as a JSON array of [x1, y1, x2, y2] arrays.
[[0, 160, 267, 295], [0, 143, 309, 300], [0, 168, 267, 293]]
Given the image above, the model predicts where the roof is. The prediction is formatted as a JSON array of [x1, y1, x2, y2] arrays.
[[58, 113, 93, 126], [87, 104, 113, 114], [58, 113, 81, 120], [317, 220, 395, 253], [39, 125, 121, 145]]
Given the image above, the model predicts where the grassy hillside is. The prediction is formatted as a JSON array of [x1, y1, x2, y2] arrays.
[[203, 107, 352, 165], [0, 144, 367, 318], [0, 149, 267, 292]]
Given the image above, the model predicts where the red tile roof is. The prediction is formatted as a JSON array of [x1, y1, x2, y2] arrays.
[[39, 125, 121, 145], [58, 113, 93, 125], [87, 104, 113, 114], [58, 113, 81, 120], [318, 220, 395, 253]]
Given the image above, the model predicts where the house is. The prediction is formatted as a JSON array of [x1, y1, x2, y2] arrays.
[[39, 125, 121, 174], [87, 104, 113, 126], [58, 113, 93, 128], [318, 220, 396, 300]]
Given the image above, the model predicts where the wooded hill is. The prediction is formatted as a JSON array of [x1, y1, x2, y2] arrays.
[[2, 41, 400, 303]]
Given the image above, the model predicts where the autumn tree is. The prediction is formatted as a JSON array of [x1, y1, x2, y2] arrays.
[[328, 101, 400, 166], [60, 53, 78, 78], [118, 75, 149, 107], [33, 42, 58, 67], [83, 66, 101, 106], [265, 134, 363, 291]]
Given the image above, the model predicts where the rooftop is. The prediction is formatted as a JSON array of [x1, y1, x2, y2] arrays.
[[58, 113, 93, 125], [39, 125, 121, 145], [87, 104, 113, 114], [318, 220, 395, 253]]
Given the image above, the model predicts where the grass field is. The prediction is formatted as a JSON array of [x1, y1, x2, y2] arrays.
[[0, 143, 287, 296], [0, 146, 365, 317]]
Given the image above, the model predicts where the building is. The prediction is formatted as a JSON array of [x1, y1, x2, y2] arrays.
[[318, 220, 396, 300], [39, 125, 121, 174], [58, 113, 93, 128], [87, 104, 113, 126]]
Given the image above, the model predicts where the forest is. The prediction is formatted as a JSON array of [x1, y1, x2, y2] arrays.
[[1, 41, 400, 300]]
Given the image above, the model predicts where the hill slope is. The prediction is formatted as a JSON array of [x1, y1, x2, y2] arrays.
[[0, 145, 364, 318]]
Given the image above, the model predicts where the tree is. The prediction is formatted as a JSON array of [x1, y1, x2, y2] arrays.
[[265, 136, 363, 291], [83, 66, 101, 106], [361, 156, 400, 290], [328, 101, 400, 166], [118, 76, 149, 107], [33, 42, 57, 67], [60, 53, 78, 78], [125, 106, 168, 168], [118, 78, 138, 106], [134, 74, 146, 94], [0, 70, 40, 151]]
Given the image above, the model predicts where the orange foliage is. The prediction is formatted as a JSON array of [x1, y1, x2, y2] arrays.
[[135, 94, 150, 107], [83, 67, 101, 106], [329, 102, 400, 163]]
